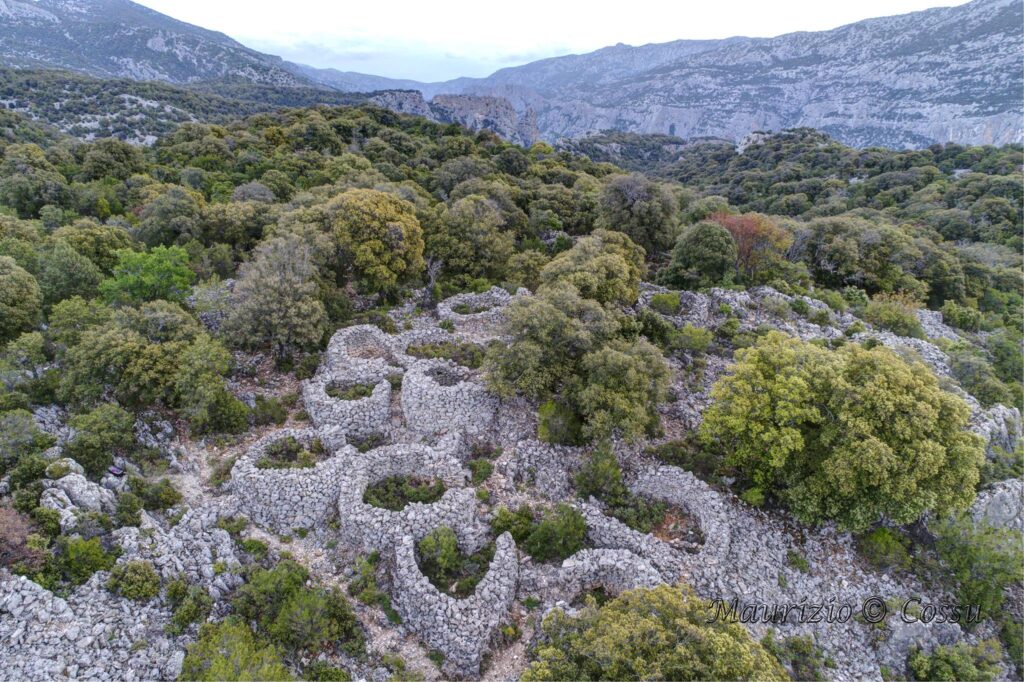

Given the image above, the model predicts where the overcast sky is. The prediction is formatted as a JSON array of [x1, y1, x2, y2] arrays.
[[134, 0, 971, 82]]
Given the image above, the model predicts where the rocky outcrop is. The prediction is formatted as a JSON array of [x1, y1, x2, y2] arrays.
[[0, 570, 184, 681], [971, 478, 1024, 534], [370, 91, 539, 147]]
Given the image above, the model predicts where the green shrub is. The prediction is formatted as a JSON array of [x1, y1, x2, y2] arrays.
[[294, 354, 321, 380], [44, 460, 71, 479], [907, 640, 1002, 681], [468, 459, 493, 484], [644, 438, 722, 484], [65, 403, 135, 476], [789, 298, 810, 316], [856, 527, 911, 570], [180, 619, 291, 682], [50, 536, 118, 586], [522, 504, 585, 563], [30, 506, 61, 538], [115, 492, 143, 527], [491, 505, 535, 544], [417, 526, 495, 598], [232, 559, 309, 632], [786, 550, 810, 573], [863, 293, 925, 338], [325, 382, 375, 400], [575, 444, 666, 533], [933, 515, 1023, 619], [941, 300, 982, 332], [252, 395, 288, 425], [363, 475, 445, 511], [255, 436, 315, 469], [347, 553, 400, 623], [761, 631, 829, 681], [700, 332, 983, 531], [129, 477, 182, 511], [649, 292, 681, 315], [267, 586, 364, 657], [406, 341, 485, 369], [305, 662, 352, 681], [537, 400, 584, 446], [107, 560, 161, 601], [521, 585, 786, 681], [166, 577, 213, 634], [240, 539, 269, 560]]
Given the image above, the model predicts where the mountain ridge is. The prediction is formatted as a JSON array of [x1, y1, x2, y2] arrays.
[[0, 0, 1019, 148]]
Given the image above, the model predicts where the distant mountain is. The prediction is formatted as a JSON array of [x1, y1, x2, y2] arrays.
[[0, 0, 304, 85], [0, 0, 1019, 148], [425, 0, 1023, 147]]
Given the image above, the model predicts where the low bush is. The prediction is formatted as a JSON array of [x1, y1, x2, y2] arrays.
[[363, 475, 446, 511], [468, 459, 493, 484], [537, 400, 584, 446], [575, 444, 666, 533], [348, 552, 400, 623], [129, 476, 182, 510], [166, 577, 213, 634], [107, 560, 161, 601], [907, 640, 1002, 681], [252, 395, 288, 425], [649, 292, 681, 315], [933, 514, 1023, 620], [521, 504, 586, 563], [856, 527, 911, 570], [115, 492, 143, 527], [644, 438, 722, 484], [406, 341, 485, 369], [180, 618, 291, 682], [863, 293, 925, 339], [417, 526, 495, 598], [941, 300, 982, 332], [325, 382, 375, 400], [761, 631, 830, 681], [255, 436, 315, 469]]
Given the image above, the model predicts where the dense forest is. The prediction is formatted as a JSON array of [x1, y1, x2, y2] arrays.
[[0, 102, 1021, 680]]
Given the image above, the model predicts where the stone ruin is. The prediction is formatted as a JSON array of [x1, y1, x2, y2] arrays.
[[391, 532, 520, 678], [402, 359, 498, 440], [335, 442, 480, 554], [227, 295, 521, 677]]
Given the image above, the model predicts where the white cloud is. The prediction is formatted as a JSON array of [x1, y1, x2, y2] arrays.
[[134, 0, 971, 81]]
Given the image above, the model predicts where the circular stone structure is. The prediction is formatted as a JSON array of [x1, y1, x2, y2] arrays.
[[230, 428, 353, 533], [336, 442, 480, 553], [390, 532, 520, 678], [401, 359, 497, 439]]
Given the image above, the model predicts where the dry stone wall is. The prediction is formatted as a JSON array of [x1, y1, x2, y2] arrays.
[[401, 359, 497, 439], [390, 532, 519, 678], [336, 442, 481, 553], [230, 428, 354, 532]]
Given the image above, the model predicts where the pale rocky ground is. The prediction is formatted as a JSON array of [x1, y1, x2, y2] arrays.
[[2, 284, 1021, 681]]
